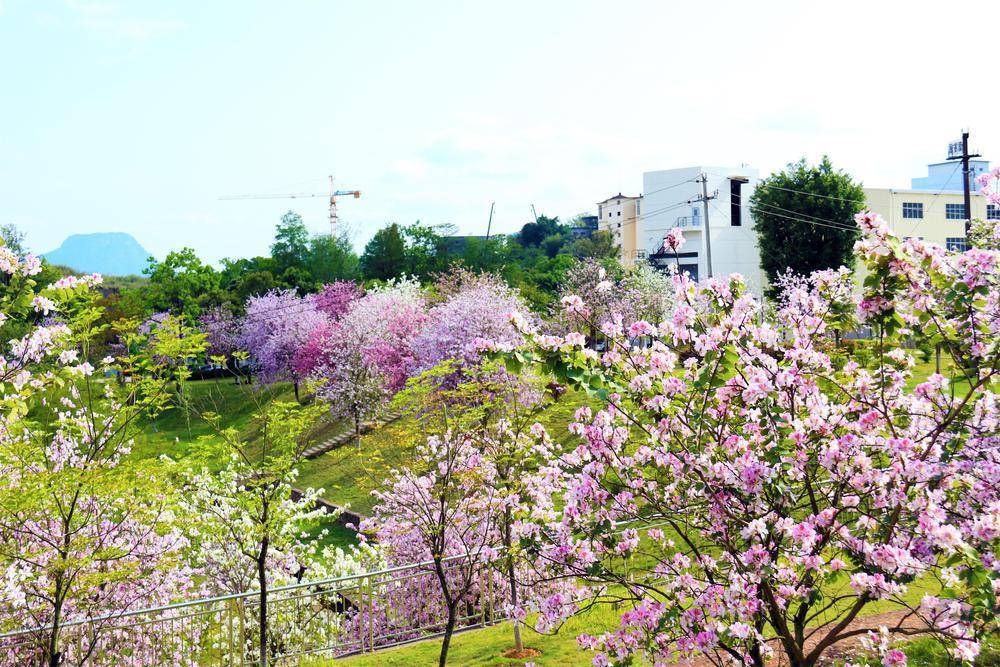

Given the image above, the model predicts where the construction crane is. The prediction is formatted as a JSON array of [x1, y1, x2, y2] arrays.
[[220, 175, 361, 237]]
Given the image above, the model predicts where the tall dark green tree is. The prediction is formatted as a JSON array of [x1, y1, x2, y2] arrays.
[[517, 215, 565, 248], [750, 157, 865, 292], [270, 211, 310, 275], [307, 233, 359, 284], [360, 223, 407, 281], [402, 222, 450, 280]]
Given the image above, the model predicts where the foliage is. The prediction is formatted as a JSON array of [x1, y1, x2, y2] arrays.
[[142, 247, 224, 322], [508, 211, 999, 666], [0, 255, 206, 665], [360, 223, 407, 281], [270, 211, 311, 277], [306, 233, 359, 285], [751, 156, 866, 293], [0, 224, 26, 257]]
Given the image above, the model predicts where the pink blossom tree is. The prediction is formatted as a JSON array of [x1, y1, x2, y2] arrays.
[[509, 212, 999, 666], [361, 431, 504, 667], [556, 259, 673, 347], [310, 280, 363, 320], [308, 280, 427, 442], [367, 361, 578, 658]]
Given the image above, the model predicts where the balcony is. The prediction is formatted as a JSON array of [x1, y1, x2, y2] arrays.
[[674, 215, 702, 228]]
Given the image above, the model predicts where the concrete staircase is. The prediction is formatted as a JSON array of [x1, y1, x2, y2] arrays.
[[301, 410, 404, 460]]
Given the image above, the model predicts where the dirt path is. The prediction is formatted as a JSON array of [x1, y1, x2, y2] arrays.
[[673, 610, 926, 666]]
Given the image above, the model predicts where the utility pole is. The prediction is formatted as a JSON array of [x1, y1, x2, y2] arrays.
[[531, 204, 538, 223], [689, 173, 718, 278], [485, 202, 495, 239], [947, 130, 981, 237]]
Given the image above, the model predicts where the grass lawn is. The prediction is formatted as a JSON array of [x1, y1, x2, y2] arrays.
[[134, 380, 598, 545], [334, 605, 624, 667], [296, 387, 598, 517], [131, 378, 296, 462]]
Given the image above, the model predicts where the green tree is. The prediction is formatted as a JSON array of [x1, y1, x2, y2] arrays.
[[270, 211, 310, 275], [307, 233, 359, 284], [461, 236, 512, 273], [360, 223, 407, 281], [517, 214, 564, 248], [0, 224, 26, 256], [0, 266, 206, 665], [142, 247, 222, 321], [402, 222, 451, 280], [568, 230, 618, 260], [750, 156, 865, 292]]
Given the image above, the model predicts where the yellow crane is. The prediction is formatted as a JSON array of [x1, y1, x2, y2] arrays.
[[220, 175, 361, 237]]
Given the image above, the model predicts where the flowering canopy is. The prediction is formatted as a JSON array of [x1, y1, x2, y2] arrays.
[[509, 212, 999, 666], [240, 289, 329, 386]]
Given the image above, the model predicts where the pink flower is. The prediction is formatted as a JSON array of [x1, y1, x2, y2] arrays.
[[660, 227, 686, 253]]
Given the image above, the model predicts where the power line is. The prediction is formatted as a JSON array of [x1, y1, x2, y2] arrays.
[[749, 200, 856, 231], [749, 182, 865, 204]]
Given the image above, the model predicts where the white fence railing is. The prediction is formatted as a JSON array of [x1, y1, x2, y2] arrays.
[[0, 553, 499, 666]]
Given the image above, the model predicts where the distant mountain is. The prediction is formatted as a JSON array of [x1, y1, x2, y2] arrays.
[[43, 232, 151, 277]]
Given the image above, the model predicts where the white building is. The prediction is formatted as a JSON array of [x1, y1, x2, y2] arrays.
[[641, 166, 765, 293]]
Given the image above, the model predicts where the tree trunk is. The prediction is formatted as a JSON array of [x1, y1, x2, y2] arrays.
[[47, 600, 62, 667], [257, 537, 269, 667], [432, 555, 456, 667], [439, 604, 457, 667], [502, 512, 523, 652], [293, 380, 300, 403], [355, 416, 361, 450]]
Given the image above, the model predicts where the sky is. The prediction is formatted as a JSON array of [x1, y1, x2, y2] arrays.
[[2, 0, 999, 264]]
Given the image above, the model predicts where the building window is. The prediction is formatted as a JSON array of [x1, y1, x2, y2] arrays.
[[730, 179, 743, 226], [988, 204, 1000, 221], [902, 202, 923, 219], [678, 264, 699, 281], [946, 237, 968, 252], [945, 203, 966, 220], [617, 211, 621, 216]]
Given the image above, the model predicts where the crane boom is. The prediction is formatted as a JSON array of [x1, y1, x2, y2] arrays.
[[219, 175, 361, 236]]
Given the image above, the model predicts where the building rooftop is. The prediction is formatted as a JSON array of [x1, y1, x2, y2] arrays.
[[597, 192, 641, 204]]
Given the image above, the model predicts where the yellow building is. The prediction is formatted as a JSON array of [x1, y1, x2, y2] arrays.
[[597, 193, 642, 266], [863, 188, 998, 251]]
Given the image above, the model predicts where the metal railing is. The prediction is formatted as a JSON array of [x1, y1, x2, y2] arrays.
[[0, 554, 499, 666]]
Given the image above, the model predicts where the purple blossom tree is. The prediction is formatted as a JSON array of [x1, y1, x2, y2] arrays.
[[411, 272, 527, 377], [240, 289, 329, 400], [310, 281, 363, 320]]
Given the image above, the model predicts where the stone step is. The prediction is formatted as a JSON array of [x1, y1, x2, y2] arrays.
[[301, 410, 404, 460]]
